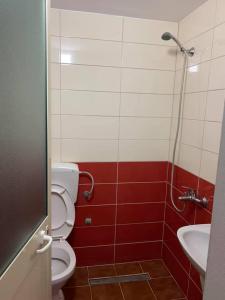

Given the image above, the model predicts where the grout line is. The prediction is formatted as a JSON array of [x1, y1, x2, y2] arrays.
[[50, 87, 175, 95], [76, 201, 165, 208], [79, 180, 167, 185], [162, 245, 189, 297], [51, 33, 178, 48], [74, 240, 163, 249], [139, 263, 157, 300], [60, 62, 176, 72]]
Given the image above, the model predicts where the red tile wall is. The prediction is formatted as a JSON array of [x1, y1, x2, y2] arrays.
[[163, 163, 214, 300], [65, 161, 214, 300], [68, 161, 167, 267]]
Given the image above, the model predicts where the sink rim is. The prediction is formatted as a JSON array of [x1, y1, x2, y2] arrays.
[[177, 224, 211, 276]]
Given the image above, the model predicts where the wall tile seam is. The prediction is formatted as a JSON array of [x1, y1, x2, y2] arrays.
[[178, 10, 225, 45], [169, 141, 219, 159], [57, 114, 173, 119], [164, 204, 190, 226], [59, 63, 176, 73], [174, 142, 220, 155], [51, 33, 179, 48], [171, 117, 222, 123], [74, 240, 163, 248], [74, 221, 164, 228], [76, 202, 166, 208], [163, 242, 191, 280], [196, 22, 217, 189], [174, 88, 225, 95], [79, 181, 168, 185], [74, 241, 164, 249], [161, 165, 170, 256], [175, 53, 225, 73], [54, 89, 175, 95]]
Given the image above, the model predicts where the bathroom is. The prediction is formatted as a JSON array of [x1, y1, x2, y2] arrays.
[[1, 0, 225, 299]]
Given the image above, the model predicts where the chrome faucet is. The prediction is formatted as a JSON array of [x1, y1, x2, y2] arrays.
[[178, 187, 208, 208]]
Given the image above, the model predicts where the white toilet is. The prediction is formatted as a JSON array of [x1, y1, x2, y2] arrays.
[[51, 163, 79, 300]]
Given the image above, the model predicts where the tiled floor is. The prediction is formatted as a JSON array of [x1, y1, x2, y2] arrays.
[[63, 260, 187, 300]]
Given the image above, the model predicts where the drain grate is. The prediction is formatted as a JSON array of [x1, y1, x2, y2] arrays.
[[89, 273, 151, 286]]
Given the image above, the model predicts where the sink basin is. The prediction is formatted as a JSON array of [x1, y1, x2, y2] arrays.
[[177, 224, 210, 282]]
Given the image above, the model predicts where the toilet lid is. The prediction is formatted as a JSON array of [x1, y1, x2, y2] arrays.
[[51, 184, 75, 238]]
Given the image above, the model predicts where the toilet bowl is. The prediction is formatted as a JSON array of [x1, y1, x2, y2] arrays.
[[52, 240, 76, 300], [51, 163, 79, 300]]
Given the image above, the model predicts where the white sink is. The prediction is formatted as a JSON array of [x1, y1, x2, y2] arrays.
[[177, 224, 211, 286]]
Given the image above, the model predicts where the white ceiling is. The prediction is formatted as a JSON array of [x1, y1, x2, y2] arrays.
[[51, 0, 207, 22]]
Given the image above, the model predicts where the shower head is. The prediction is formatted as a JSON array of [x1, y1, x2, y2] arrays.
[[161, 32, 195, 57], [161, 32, 183, 50], [161, 32, 173, 41]]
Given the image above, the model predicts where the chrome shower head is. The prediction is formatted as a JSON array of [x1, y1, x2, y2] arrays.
[[161, 32, 195, 57], [161, 32, 173, 41]]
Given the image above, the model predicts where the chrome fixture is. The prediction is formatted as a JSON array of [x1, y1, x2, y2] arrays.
[[161, 32, 195, 213], [178, 187, 208, 208], [79, 171, 95, 200], [161, 32, 195, 57]]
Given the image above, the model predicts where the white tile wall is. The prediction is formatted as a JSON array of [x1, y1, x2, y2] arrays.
[[119, 140, 169, 161], [51, 139, 61, 162], [120, 94, 173, 117], [61, 38, 122, 66], [50, 64, 60, 89], [61, 65, 121, 91], [61, 139, 118, 162], [206, 90, 225, 122], [61, 115, 119, 139], [121, 68, 174, 94], [200, 150, 219, 183], [212, 22, 225, 58], [170, 0, 225, 183], [49, 9, 60, 36], [176, 30, 213, 70], [182, 92, 207, 120], [61, 90, 120, 116], [181, 119, 204, 148], [61, 10, 123, 41], [179, 0, 217, 42], [49, 4, 224, 182], [215, 0, 225, 25], [122, 43, 176, 70], [50, 90, 60, 115], [123, 17, 178, 46], [203, 122, 222, 153], [119, 117, 171, 140], [50, 9, 177, 163], [209, 56, 225, 90], [50, 36, 60, 63], [186, 61, 210, 93]]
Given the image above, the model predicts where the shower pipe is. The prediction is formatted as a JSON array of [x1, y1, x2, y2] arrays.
[[161, 32, 195, 212]]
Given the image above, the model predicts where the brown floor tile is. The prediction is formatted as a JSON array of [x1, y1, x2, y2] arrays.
[[150, 277, 185, 300], [121, 281, 156, 300], [63, 286, 91, 300], [65, 267, 88, 287], [88, 265, 116, 278], [141, 260, 170, 278], [115, 262, 142, 275], [91, 283, 124, 300]]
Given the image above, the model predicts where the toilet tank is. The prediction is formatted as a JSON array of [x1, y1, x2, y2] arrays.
[[51, 163, 79, 203]]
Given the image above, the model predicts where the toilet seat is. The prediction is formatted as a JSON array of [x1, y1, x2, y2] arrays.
[[51, 184, 75, 239], [52, 240, 76, 286]]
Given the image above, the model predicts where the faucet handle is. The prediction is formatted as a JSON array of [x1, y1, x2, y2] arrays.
[[181, 186, 196, 196]]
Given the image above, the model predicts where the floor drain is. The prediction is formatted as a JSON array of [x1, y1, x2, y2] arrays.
[[89, 273, 151, 286]]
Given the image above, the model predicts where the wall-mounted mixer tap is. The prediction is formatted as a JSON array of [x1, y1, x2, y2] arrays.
[[178, 187, 208, 208]]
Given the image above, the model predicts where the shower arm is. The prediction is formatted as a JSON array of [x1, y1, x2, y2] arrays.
[[79, 171, 95, 200]]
